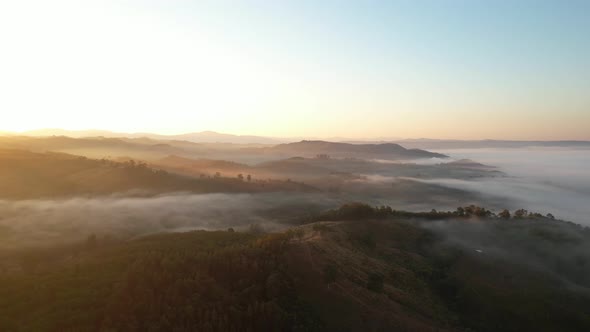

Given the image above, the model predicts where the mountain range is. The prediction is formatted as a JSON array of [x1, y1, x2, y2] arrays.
[[4, 129, 589, 149], [16, 129, 285, 145]]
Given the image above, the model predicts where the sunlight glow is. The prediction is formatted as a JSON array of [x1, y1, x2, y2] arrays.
[[1, 0, 589, 139]]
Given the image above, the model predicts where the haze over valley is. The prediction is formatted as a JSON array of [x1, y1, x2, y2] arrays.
[[1, 130, 589, 331]]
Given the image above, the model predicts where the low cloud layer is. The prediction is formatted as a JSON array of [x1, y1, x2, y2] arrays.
[[1, 147, 587, 250], [413, 148, 590, 225], [0, 193, 339, 249], [421, 218, 590, 290]]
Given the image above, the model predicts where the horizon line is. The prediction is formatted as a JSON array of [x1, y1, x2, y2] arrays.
[[1, 128, 589, 142]]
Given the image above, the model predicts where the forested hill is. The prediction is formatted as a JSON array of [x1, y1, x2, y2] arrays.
[[0, 149, 315, 199], [1, 206, 589, 331], [261, 140, 448, 159]]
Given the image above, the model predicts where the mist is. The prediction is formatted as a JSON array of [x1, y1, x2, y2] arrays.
[[420, 217, 590, 290], [0, 193, 339, 249], [410, 148, 590, 225]]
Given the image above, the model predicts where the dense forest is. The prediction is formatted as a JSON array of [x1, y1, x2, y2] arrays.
[[1, 204, 589, 331]]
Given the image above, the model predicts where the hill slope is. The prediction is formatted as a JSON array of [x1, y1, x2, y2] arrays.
[[265, 140, 447, 159], [0, 149, 315, 199], [1, 207, 588, 331]]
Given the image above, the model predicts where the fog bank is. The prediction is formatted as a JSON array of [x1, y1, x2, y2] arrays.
[[0, 193, 338, 249], [421, 218, 590, 290], [424, 148, 590, 225]]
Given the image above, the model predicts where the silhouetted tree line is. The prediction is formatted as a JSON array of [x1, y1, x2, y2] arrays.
[[311, 202, 559, 222]]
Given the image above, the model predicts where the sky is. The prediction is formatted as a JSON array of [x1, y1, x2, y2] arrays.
[[0, 0, 589, 140]]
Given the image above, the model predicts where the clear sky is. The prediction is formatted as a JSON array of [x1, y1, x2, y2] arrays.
[[1, 0, 588, 139]]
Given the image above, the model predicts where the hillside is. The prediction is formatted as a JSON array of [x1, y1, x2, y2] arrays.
[[0, 136, 190, 159], [264, 140, 447, 159], [155, 155, 253, 177], [0, 136, 449, 166], [0, 149, 316, 199], [1, 204, 588, 331], [0, 136, 269, 162]]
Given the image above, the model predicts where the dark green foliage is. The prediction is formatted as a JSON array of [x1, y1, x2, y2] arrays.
[[1, 206, 589, 332], [312, 203, 556, 222], [367, 273, 384, 292], [322, 264, 338, 284], [358, 232, 377, 249], [514, 209, 528, 219], [331, 202, 376, 220], [0, 231, 323, 332], [498, 209, 511, 219]]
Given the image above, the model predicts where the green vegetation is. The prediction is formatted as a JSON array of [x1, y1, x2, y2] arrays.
[[0, 231, 322, 331], [0, 149, 315, 199], [1, 205, 589, 331], [312, 202, 560, 222], [366, 273, 384, 292]]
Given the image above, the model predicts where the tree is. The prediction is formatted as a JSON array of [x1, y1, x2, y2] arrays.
[[237, 174, 244, 181], [499, 209, 511, 219], [514, 209, 528, 219], [456, 207, 465, 217], [546, 213, 555, 220], [473, 206, 491, 217], [337, 202, 375, 220], [323, 264, 338, 284], [247, 174, 252, 182]]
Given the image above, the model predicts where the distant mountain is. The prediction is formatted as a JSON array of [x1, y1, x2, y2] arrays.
[[394, 139, 590, 150], [164, 131, 280, 144], [21, 129, 285, 145], [0, 135, 191, 159], [23, 128, 119, 138], [264, 140, 448, 159], [15, 129, 590, 148]]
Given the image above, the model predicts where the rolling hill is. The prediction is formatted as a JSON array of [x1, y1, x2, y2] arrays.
[[0, 149, 316, 199], [155, 155, 252, 177], [263, 140, 448, 159], [1, 205, 588, 331]]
